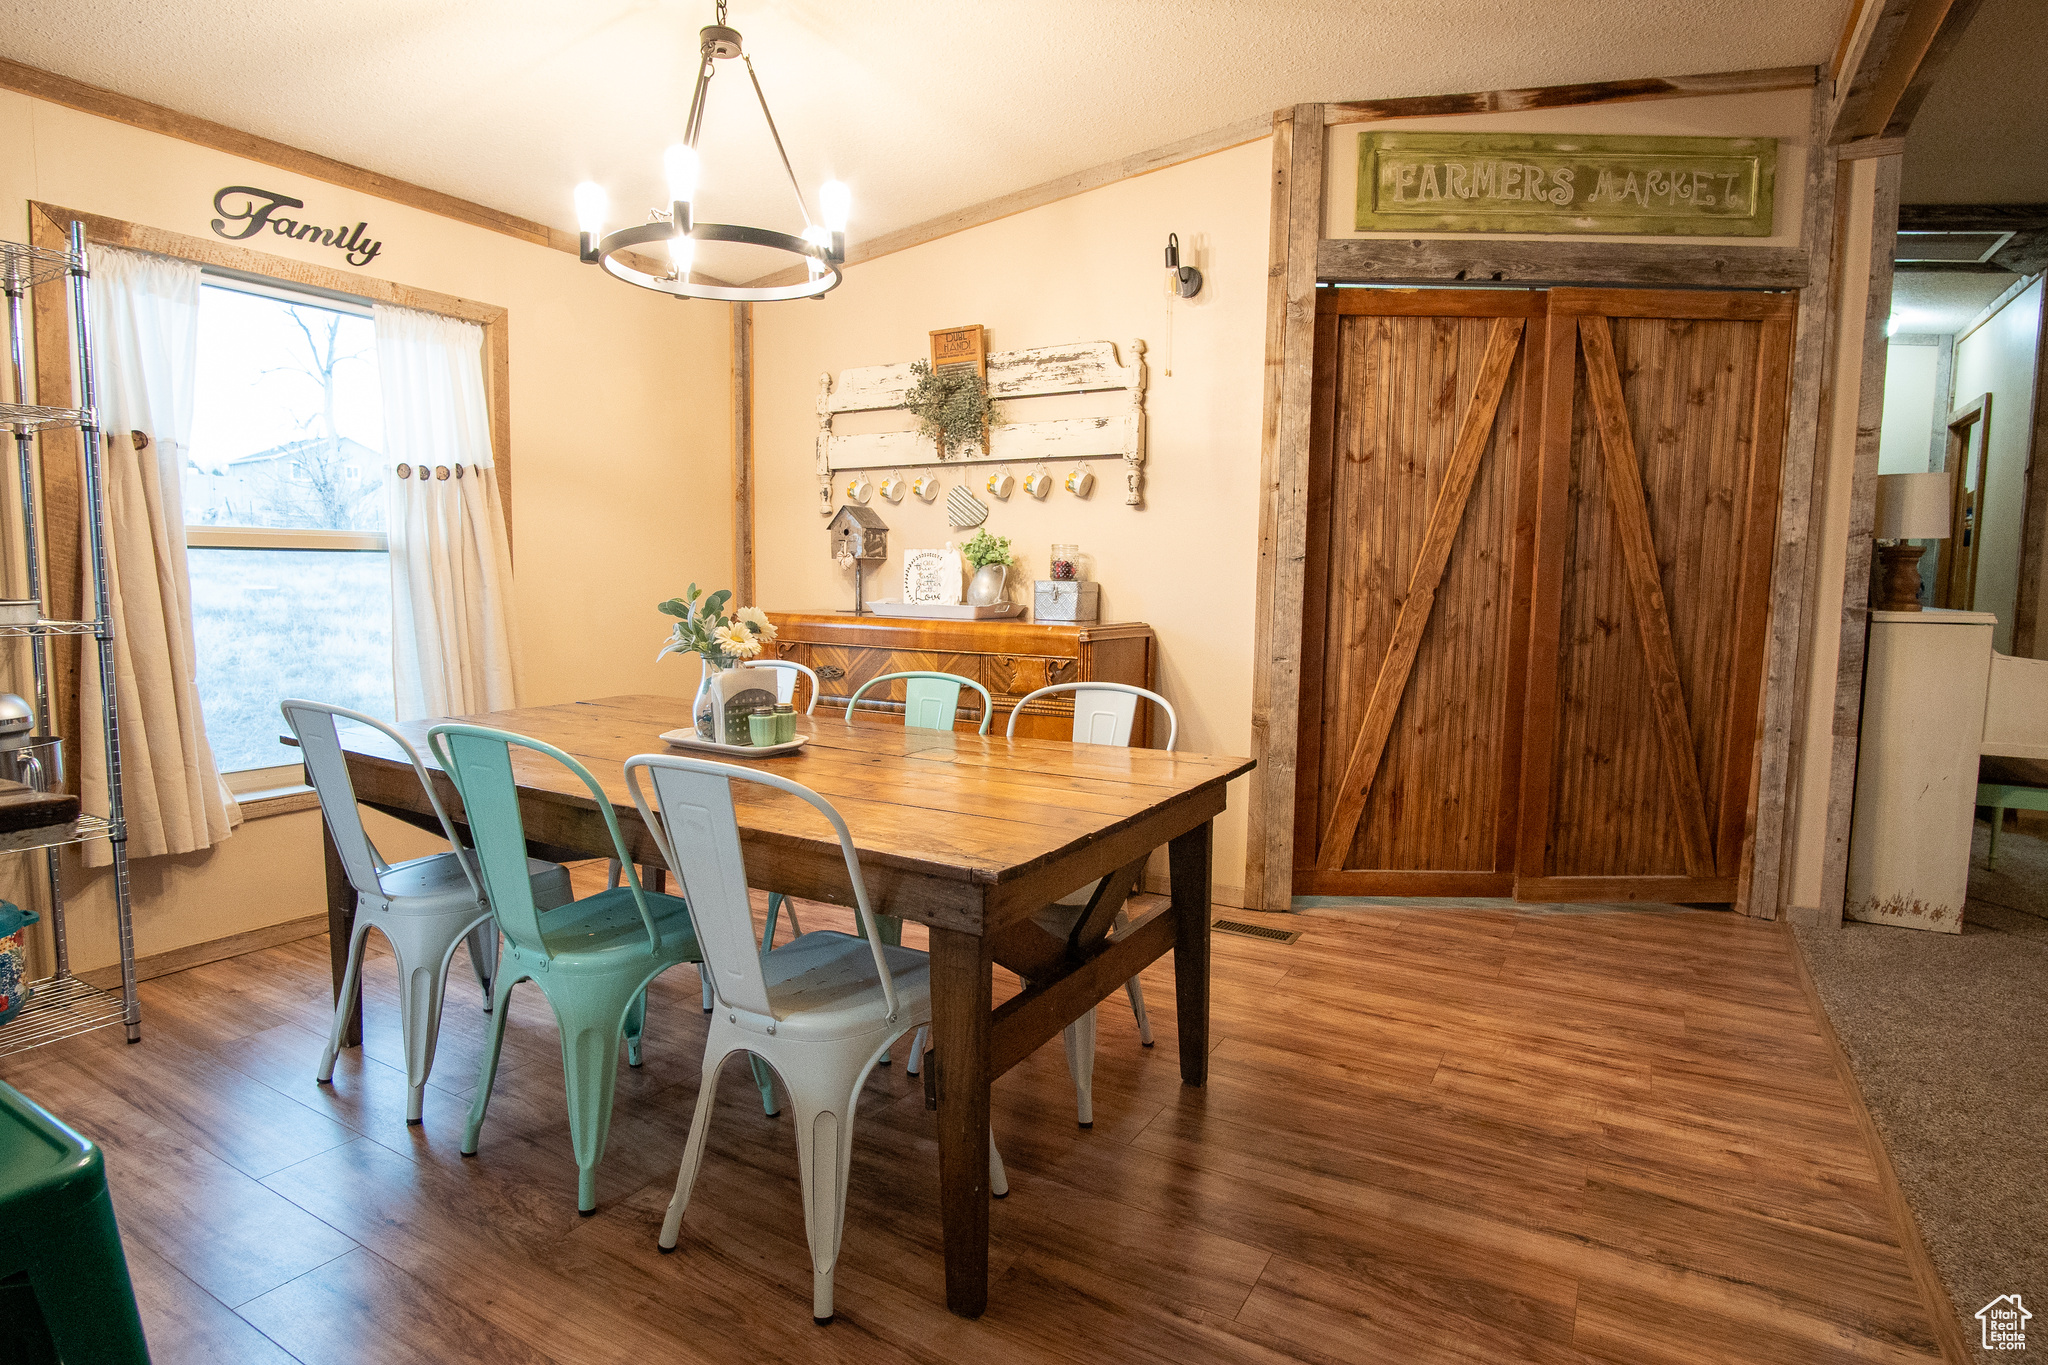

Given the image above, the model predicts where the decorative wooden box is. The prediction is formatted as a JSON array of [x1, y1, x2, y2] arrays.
[[763, 612, 1155, 744]]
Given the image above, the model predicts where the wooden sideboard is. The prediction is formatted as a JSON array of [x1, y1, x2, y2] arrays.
[[764, 612, 1157, 745]]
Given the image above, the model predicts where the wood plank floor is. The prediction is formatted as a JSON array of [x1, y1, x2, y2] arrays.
[[0, 874, 1947, 1365]]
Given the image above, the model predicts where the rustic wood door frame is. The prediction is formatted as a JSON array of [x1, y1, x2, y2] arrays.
[[1246, 70, 1833, 914], [1934, 393, 1992, 610]]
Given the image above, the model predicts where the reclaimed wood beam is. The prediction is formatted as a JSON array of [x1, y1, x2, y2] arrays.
[[1316, 239, 1809, 290], [1324, 66, 1817, 126]]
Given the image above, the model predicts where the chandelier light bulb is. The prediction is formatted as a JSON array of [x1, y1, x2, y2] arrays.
[[802, 223, 829, 278], [820, 180, 851, 233], [573, 182, 607, 235], [668, 230, 695, 280], [665, 144, 700, 208]]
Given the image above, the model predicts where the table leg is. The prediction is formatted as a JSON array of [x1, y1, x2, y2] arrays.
[[1170, 819, 1213, 1086], [324, 820, 362, 1048], [927, 925, 992, 1318]]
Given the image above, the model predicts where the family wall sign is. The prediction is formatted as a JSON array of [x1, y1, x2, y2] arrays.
[[210, 186, 384, 266]]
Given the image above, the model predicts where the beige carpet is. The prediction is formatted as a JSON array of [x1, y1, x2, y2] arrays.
[[1794, 819, 2048, 1364]]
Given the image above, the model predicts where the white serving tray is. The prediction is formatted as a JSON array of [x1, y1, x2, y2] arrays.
[[864, 600, 1024, 620], [658, 728, 810, 758]]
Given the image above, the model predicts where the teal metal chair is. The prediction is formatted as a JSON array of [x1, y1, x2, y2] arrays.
[[0, 1080, 150, 1363], [844, 670, 993, 735], [765, 669, 991, 950], [426, 723, 771, 1212]]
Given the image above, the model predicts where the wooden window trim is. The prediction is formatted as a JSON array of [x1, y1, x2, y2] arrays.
[[27, 201, 510, 788], [29, 201, 512, 526]]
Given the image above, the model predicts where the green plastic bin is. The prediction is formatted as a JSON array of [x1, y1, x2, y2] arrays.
[[0, 1079, 150, 1363]]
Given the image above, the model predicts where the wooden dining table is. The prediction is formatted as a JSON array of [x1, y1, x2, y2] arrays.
[[318, 693, 1253, 1316]]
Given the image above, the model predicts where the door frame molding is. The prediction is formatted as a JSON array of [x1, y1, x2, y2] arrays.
[[1245, 80, 1834, 915], [1934, 392, 1993, 610]]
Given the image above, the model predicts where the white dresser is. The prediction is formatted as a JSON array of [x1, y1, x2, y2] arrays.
[[1845, 608, 1997, 934]]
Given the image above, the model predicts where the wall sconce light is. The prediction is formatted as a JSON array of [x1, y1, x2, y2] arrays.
[[1164, 233, 1202, 299]]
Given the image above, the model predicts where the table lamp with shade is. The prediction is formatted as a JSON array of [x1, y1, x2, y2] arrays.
[[1874, 471, 1953, 612]]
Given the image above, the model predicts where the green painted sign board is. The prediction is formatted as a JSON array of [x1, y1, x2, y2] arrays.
[[1354, 132, 1777, 237]]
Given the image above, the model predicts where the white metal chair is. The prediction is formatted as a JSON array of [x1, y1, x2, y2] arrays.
[[745, 658, 818, 950], [283, 699, 574, 1124], [744, 657, 821, 716], [905, 683, 1179, 1126], [626, 753, 1007, 1325]]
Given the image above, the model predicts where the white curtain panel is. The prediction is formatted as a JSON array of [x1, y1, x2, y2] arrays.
[[81, 245, 240, 864], [375, 304, 520, 720]]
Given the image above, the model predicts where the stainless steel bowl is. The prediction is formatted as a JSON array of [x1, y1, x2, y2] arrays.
[[3, 736, 63, 792]]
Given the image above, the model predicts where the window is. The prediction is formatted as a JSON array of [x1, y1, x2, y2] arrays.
[[186, 275, 392, 784]]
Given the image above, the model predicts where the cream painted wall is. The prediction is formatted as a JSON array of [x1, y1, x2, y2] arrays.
[[0, 91, 734, 974], [750, 141, 1270, 903], [1323, 89, 1811, 247], [1953, 279, 2043, 655], [1878, 343, 1940, 474]]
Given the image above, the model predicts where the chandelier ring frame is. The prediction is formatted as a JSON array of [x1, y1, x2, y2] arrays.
[[595, 220, 841, 302]]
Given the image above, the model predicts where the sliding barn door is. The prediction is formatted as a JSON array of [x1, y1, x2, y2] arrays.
[[1516, 289, 1793, 902], [1294, 289, 1542, 895]]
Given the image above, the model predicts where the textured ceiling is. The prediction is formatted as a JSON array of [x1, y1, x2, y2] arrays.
[[1902, 0, 2048, 204], [9, 0, 1845, 277], [1890, 271, 2021, 334]]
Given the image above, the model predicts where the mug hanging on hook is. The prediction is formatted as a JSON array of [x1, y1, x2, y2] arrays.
[[986, 465, 1015, 499], [879, 469, 906, 502], [1022, 464, 1053, 499], [1065, 466, 1095, 498]]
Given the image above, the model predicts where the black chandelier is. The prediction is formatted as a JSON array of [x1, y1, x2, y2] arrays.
[[574, 0, 846, 302]]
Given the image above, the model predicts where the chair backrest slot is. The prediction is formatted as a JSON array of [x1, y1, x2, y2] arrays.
[[637, 763, 773, 1015]]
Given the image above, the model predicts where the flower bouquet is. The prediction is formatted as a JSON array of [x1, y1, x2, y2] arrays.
[[657, 586, 781, 745]]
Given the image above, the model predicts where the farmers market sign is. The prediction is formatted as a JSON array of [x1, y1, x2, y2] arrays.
[[1354, 132, 1777, 237]]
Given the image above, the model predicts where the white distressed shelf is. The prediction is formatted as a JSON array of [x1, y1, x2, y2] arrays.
[[817, 339, 1148, 512]]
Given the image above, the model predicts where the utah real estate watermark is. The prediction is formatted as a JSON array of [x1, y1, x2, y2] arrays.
[[1977, 1294, 2031, 1351]]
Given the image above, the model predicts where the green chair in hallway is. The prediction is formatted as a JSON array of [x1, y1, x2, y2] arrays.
[[426, 723, 772, 1212], [0, 1080, 150, 1364]]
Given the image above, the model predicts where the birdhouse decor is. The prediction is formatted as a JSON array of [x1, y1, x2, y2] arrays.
[[827, 503, 889, 615]]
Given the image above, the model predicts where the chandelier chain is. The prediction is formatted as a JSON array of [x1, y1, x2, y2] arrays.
[[742, 54, 816, 229]]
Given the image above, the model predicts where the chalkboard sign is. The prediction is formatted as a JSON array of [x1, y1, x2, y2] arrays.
[[1354, 132, 1776, 237]]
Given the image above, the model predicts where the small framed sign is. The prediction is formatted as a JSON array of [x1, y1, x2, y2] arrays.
[[929, 324, 987, 376], [1354, 132, 1777, 237]]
